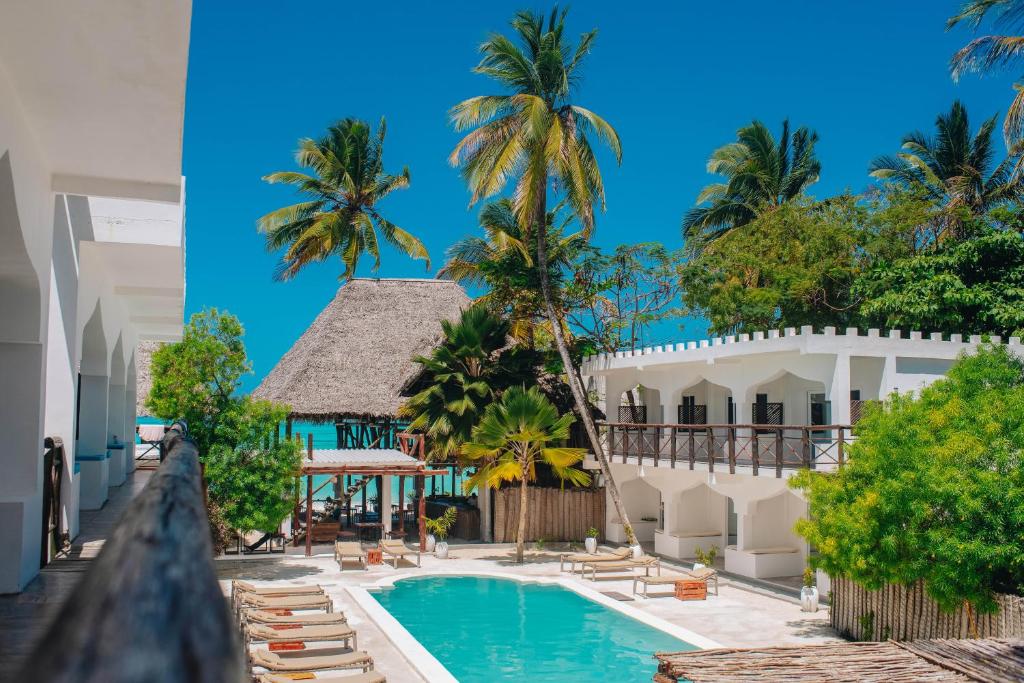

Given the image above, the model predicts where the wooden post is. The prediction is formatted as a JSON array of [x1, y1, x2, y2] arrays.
[[688, 428, 696, 470], [451, 466, 456, 496], [362, 475, 368, 521], [801, 427, 811, 469], [838, 427, 845, 466], [775, 428, 784, 478], [417, 474, 426, 551], [285, 417, 293, 441], [345, 474, 352, 526], [752, 429, 759, 477], [706, 426, 714, 472], [397, 475, 405, 534], [305, 433, 313, 557], [670, 426, 677, 468], [292, 433, 302, 546], [728, 426, 736, 474]]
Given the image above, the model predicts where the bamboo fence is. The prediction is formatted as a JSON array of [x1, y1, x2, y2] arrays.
[[492, 487, 605, 543], [830, 577, 1024, 641]]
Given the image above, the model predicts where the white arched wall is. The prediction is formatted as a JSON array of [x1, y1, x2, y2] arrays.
[[670, 377, 733, 425], [124, 351, 137, 474], [605, 473, 661, 544], [106, 334, 127, 486], [77, 301, 110, 510]]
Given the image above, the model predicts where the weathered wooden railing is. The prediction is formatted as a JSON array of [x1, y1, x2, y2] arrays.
[[20, 421, 245, 683], [600, 422, 854, 477]]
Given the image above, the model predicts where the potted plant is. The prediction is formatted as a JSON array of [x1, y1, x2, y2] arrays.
[[800, 566, 819, 612], [424, 506, 458, 559], [693, 544, 718, 570], [585, 527, 599, 554]]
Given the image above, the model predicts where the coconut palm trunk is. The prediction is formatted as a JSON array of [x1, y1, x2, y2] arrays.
[[533, 184, 637, 547], [516, 458, 529, 563]]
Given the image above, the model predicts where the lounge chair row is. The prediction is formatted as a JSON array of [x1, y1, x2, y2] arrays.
[[559, 547, 721, 592], [230, 580, 386, 683], [336, 539, 421, 570]]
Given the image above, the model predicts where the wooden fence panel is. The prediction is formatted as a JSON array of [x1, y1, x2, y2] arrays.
[[830, 577, 1024, 641], [493, 487, 605, 543]]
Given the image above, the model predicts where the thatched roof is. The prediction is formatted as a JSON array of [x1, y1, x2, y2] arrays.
[[654, 638, 1024, 683], [135, 341, 164, 415], [254, 278, 470, 421]]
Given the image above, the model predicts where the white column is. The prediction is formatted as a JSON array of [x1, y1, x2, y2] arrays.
[[829, 352, 852, 425], [106, 381, 126, 486], [380, 474, 393, 535], [77, 373, 110, 510], [123, 387, 136, 473]]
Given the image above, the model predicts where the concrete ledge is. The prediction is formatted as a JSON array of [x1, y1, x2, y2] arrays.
[[725, 547, 802, 578]]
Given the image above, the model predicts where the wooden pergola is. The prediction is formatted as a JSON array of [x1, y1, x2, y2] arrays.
[[294, 433, 446, 556]]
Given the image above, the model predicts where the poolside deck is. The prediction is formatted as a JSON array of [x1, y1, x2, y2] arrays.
[[0, 468, 152, 679]]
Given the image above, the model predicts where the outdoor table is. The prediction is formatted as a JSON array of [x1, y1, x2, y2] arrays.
[[674, 579, 708, 601], [366, 548, 383, 565]]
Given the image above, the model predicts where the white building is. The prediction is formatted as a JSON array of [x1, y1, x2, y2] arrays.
[[581, 326, 1020, 584], [0, 1, 191, 593]]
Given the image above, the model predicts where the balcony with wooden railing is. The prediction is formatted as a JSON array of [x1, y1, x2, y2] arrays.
[[600, 421, 853, 477]]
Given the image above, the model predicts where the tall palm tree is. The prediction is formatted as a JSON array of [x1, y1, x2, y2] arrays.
[[949, 0, 1024, 144], [400, 305, 534, 461], [439, 198, 583, 345], [258, 117, 429, 280], [869, 101, 1023, 236], [682, 120, 821, 249], [463, 385, 589, 563], [448, 9, 637, 543]]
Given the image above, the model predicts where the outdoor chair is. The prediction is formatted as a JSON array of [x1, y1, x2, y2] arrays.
[[260, 672, 386, 683], [250, 647, 374, 674], [235, 593, 333, 617], [245, 622, 357, 651], [580, 555, 661, 581], [559, 546, 632, 572], [245, 610, 347, 627], [335, 541, 368, 570], [379, 538, 420, 568], [632, 567, 718, 598]]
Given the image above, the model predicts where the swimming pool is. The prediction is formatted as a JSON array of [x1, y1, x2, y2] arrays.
[[370, 575, 697, 682]]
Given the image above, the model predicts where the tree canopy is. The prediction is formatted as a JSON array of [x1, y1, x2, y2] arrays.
[[791, 345, 1024, 613]]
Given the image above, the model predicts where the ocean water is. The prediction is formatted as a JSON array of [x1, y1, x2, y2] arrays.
[[373, 576, 695, 682]]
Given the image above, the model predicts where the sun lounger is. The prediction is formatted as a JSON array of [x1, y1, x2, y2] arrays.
[[581, 555, 660, 581], [246, 623, 357, 650], [232, 580, 325, 597], [335, 541, 368, 570], [379, 539, 420, 568], [245, 610, 347, 626], [559, 546, 632, 572], [260, 672, 386, 683], [632, 568, 719, 598], [251, 647, 373, 673], [236, 593, 333, 614]]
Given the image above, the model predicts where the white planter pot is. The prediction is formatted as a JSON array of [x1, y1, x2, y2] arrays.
[[692, 562, 707, 571], [630, 544, 644, 559], [435, 541, 449, 559], [800, 586, 819, 613], [585, 537, 598, 554], [425, 534, 436, 553]]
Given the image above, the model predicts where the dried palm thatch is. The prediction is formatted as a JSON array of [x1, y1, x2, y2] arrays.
[[134, 340, 164, 415], [254, 278, 469, 421], [654, 639, 1024, 682]]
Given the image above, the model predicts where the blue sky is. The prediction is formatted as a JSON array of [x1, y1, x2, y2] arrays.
[[183, 1, 1017, 391]]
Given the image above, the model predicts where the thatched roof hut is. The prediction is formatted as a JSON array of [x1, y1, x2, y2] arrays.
[[254, 278, 470, 422]]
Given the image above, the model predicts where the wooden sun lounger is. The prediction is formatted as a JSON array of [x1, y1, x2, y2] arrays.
[[246, 623, 357, 650], [236, 593, 333, 615], [231, 581, 325, 610], [559, 547, 632, 572], [633, 568, 719, 597], [245, 610, 347, 626], [251, 647, 374, 673], [581, 556, 661, 581], [379, 539, 420, 568], [335, 541, 368, 570], [260, 672, 386, 683]]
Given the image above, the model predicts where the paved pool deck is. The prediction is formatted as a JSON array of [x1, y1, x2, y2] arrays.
[[221, 542, 840, 682]]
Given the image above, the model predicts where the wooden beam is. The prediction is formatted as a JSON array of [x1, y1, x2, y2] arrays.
[[397, 475, 405, 534], [417, 474, 426, 551]]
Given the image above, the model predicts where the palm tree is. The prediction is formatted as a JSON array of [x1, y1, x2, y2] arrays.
[[400, 305, 534, 461], [448, 8, 637, 543], [463, 385, 589, 563], [439, 198, 583, 345], [869, 101, 1023, 237], [948, 0, 1024, 144], [682, 120, 821, 249], [258, 117, 429, 280]]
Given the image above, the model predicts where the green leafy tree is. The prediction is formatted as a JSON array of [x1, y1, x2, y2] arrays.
[[438, 198, 584, 346], [869, 100, 1023, 238], [682, 119, 821, 249], [855, 226, 1024, 337], [463, 386, 590, 563], [258, 117, 429, 281], [449, 8, 636, 543], [147, 308, 300, 538], [949, 0, 1024, 144], [680, 199, 867, 334], [791, 345, 1024, 616], [400, 305, 537, 462]]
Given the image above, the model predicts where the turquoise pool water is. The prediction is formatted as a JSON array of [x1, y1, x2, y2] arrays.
[[371, 576, 696, 682]]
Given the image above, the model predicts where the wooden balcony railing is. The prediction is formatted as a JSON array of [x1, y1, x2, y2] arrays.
[[20, 421, 245, 682], [600, 421, 853, 478]]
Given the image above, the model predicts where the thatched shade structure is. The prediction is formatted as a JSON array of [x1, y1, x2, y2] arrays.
[[254, 278, 470, 423], [654, 639, 1024, 682]]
